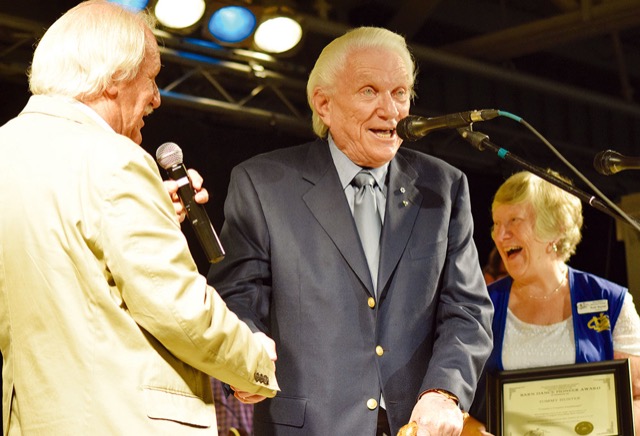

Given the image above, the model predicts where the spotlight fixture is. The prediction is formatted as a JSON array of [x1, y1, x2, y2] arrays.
[[207, 5, 258, 44], [202, 2, 303, 54], [154, 0, 206, 31], [253, 6, 302, 54]]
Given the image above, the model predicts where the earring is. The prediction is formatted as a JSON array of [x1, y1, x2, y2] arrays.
[[552, 243, 558, 253]]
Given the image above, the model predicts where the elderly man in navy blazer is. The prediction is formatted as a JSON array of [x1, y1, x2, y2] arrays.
[[208, 26, 493, 436]]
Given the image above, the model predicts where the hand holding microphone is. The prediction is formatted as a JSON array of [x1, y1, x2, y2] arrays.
[[156, 142, 225, 263], [164, 169, 208, 223]]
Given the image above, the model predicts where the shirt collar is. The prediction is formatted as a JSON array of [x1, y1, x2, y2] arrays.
[[328, 134, 389, 191], [67, 98, 115, 133]]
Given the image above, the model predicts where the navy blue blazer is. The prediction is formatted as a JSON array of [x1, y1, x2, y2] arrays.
[[208, 139, 493, 435]]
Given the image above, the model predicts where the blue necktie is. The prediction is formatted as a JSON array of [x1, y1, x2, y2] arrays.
[[352, 171, 382, 293]]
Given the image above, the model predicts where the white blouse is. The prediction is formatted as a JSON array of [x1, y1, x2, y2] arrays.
[[502, 292, 640, 370]]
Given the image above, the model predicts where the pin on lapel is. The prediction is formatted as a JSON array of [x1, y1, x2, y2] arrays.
[[400, 187, 410, 207]]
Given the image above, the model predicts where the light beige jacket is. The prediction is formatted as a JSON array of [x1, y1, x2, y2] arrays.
[[0, 95, 278, 435]]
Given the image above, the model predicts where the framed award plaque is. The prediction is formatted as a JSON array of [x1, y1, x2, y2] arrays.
[[487, 359, 635, 436]]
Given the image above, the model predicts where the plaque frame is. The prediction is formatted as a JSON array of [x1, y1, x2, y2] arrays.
[[487, 359, 635, 436]]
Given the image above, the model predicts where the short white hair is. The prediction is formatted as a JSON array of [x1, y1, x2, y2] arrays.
[[29, 0, 156, 100]]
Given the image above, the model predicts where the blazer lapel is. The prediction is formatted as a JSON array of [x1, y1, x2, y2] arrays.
[[378, 153, 422, 297], [301, 141, 375, 294]]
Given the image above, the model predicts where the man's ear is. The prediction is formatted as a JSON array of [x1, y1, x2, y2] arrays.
[[104, 83, 119, 99], [312, 88, 330, 126]]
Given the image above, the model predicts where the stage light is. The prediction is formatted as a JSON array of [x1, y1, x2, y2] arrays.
[[154, 0, 206, 31], [253, 6, 302, 54], [200, 3, 303, 54], [207, 5, 257, 44], [108, 0, 151, 12]]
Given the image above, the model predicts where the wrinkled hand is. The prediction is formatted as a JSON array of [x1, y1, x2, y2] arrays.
[[231, 332, 278, 405], [230, 387, 267, 405], [400, 391, 465, 436], [163, 168, 209, 222]]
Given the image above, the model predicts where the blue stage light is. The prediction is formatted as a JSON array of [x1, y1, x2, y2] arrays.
[[108, 0, 150, 12], [207, 6, 257, 44]]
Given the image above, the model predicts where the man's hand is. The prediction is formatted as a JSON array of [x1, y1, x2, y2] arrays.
[[163, 168, 209, 222], [231, 332, 278, 405], [230, 387, 268, 404], [401, 391, 465, 436]]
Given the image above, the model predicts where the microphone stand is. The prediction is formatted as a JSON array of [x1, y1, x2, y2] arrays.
[[457, 128, 640, 229]]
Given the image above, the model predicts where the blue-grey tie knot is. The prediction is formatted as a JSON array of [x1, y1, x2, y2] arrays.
[[352, 171, 375, 189]]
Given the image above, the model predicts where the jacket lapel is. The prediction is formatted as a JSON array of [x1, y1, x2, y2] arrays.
[[301, 141, 375, 294], [378, 153, 422, 297]]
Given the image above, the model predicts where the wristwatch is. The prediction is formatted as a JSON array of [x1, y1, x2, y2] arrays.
[[420, 388, 460, 405]]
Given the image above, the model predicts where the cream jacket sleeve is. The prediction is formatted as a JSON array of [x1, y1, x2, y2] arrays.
[[99, 137, 278, 396]]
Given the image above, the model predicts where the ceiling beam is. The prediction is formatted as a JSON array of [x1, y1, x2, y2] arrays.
[[549, 0, 580, 12], [2, 11, 640, 122], [441, 0, 640, 61], [386, 0, 443, 39]]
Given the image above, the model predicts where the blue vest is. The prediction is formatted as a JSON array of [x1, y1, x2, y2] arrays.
[[470, 267, 627, 421]]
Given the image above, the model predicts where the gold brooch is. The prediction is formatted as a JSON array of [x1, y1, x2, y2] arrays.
[[587, 313, 611, 332]]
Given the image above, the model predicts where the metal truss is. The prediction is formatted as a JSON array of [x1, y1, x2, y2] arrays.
[[0, 14, 314, 136], [2, 12, 640, 198], [154, 30, 313, 137]]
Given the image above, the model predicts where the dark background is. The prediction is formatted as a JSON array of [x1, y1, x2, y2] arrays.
[[2, 1, 640, 429]]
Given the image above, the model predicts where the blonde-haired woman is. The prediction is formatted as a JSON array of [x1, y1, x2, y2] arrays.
[[464, 170, 640, 435]]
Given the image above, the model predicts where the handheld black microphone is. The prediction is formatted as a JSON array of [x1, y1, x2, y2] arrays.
[[397, 109, 500, 141], [593, 150, 640, 175], [156, 142, 225, 263]]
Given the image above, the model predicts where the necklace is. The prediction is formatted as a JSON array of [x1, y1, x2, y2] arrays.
[[517, 271, 567, 300]]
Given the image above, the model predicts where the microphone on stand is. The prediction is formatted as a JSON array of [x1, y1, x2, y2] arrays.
[[396, 109, 500, 141], [156, 142, 225, 263], [593, 150, 640, 175]]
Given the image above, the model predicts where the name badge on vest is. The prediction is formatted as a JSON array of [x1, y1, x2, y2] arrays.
[[577, 299, 609, 314]]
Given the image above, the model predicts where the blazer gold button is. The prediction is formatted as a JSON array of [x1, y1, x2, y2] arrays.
[[376, 345, 384, 356], [368, 297, 375, 308], [367, 398, 378, 410]]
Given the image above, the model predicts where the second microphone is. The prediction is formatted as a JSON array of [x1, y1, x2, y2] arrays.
[[397, 109, 500, 141], [156, 142, 225, 263]]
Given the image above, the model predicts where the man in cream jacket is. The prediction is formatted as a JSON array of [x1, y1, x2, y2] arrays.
[[0, 2, 278, 434]]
